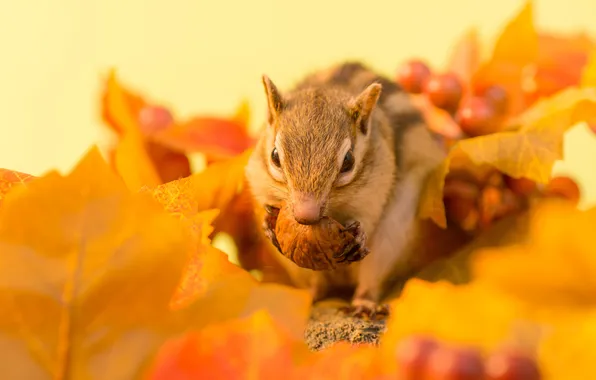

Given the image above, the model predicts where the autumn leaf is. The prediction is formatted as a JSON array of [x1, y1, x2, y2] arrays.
[[419, 86, 596, 228], [0, 146, 195, 379], [103, 70, 162, 189], [0, 168, 35, 206], [101, 71, 254, 172], [303, 343, 386, 380], [148, 148, 252, 214], [472, 1, 538, 116], [142, 150, 254, 308], [381, 279, 526, 356], [146, 310, 312, 380], [145, 148, 278, 282], [0, 146, 314, 379], [530, 33, 595, 103], [153, 102, 256, 164], [472, 200, 596, 310]]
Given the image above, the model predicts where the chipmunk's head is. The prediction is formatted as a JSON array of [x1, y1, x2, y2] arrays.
[[259, 75, 382, 225]]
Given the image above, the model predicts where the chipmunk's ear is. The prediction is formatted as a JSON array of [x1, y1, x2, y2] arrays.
[[262, 75, 285, 125], [348, 83, 382, 135]]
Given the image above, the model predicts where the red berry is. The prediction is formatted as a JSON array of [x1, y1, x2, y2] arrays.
[[426, 345, 485, 380], [138, 105, 174, 134], [543, 176, 581, 205], [396, 335, 440, 379], [485, 351, 541, 380], [456, 96, 500, 137], [477, 85, 509, 115], [424, 73, 464, 113], [397, 60, 432, 94], [504, 176, 537, 196]]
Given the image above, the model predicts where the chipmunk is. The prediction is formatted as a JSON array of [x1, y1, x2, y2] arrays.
[[245, 62, 446, 315]]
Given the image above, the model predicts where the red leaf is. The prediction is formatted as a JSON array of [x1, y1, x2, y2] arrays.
[[145, 310, 311, 380], [154, 116, 256, 163]]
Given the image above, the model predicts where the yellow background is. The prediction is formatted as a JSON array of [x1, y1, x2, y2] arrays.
[[1, 0, 595, 207]]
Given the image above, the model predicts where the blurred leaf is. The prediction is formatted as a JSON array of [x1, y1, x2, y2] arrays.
[[102, 71, 162, 189], [473, 200, 596, 310], [146, 310, 311, 380], [153, 115, 255, 163], [0, 147, 194, 380], [420, 87, 596, 228], [472, 1, 538, 116], [529, 33, 595, 102], [382, 279, 527, 355]]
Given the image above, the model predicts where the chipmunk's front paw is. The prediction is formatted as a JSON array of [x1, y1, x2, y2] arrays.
[[333, 221, 370, 263], [341, 297, 390, 320], [262, 205, 282, 253]]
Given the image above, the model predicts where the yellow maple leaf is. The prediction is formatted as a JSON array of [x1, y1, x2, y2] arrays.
[[0, 146, 193, 379], [472, 200, 596, 310], [104, 70, 162, 190], [0, 146, 312, 378], [420, 87, 596, 228]]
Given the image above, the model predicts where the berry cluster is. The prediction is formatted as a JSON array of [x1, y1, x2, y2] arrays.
[[396, 59, 581, 233], [396, 335, 541, 380], [396, 59, 506, 137], [443, 168, 580, 234]]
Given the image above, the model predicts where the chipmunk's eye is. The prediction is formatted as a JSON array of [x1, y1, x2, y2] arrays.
[[271, 147, 281, 167], [340, 151, 354, 173]]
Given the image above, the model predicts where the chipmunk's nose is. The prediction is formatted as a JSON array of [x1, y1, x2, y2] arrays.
[[292, 192, 323, 225]]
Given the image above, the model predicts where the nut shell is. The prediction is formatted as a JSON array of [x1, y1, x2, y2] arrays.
[[272, 202, 369, 271]]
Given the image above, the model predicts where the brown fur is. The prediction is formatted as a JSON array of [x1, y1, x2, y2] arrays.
[[245, 61, 446, 307]]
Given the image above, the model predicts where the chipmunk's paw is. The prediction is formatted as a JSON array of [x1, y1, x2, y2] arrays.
[[262, 205, 282, 253], [333, 221, 370, 263], [341, 297, 390, 320]]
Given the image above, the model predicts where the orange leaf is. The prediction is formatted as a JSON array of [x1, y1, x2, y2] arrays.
[[472, 1, 538, 116], [419, 87, 596, 228], [103, 71, 162, 189], [526, 33, 596, 103], [446, 28, 481, 88], [0, 169, 35, 207], [153, 115, 256, 163], [144, 149, 261, 308], [304, 343, 385, 380], [146, 310, 312, 380], [102, 69, 149, 136], [0, 146, 195, 379], [113, 133, 163, 190]]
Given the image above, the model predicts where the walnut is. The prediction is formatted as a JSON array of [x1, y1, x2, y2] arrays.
[[264, 202, 369, 271]]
